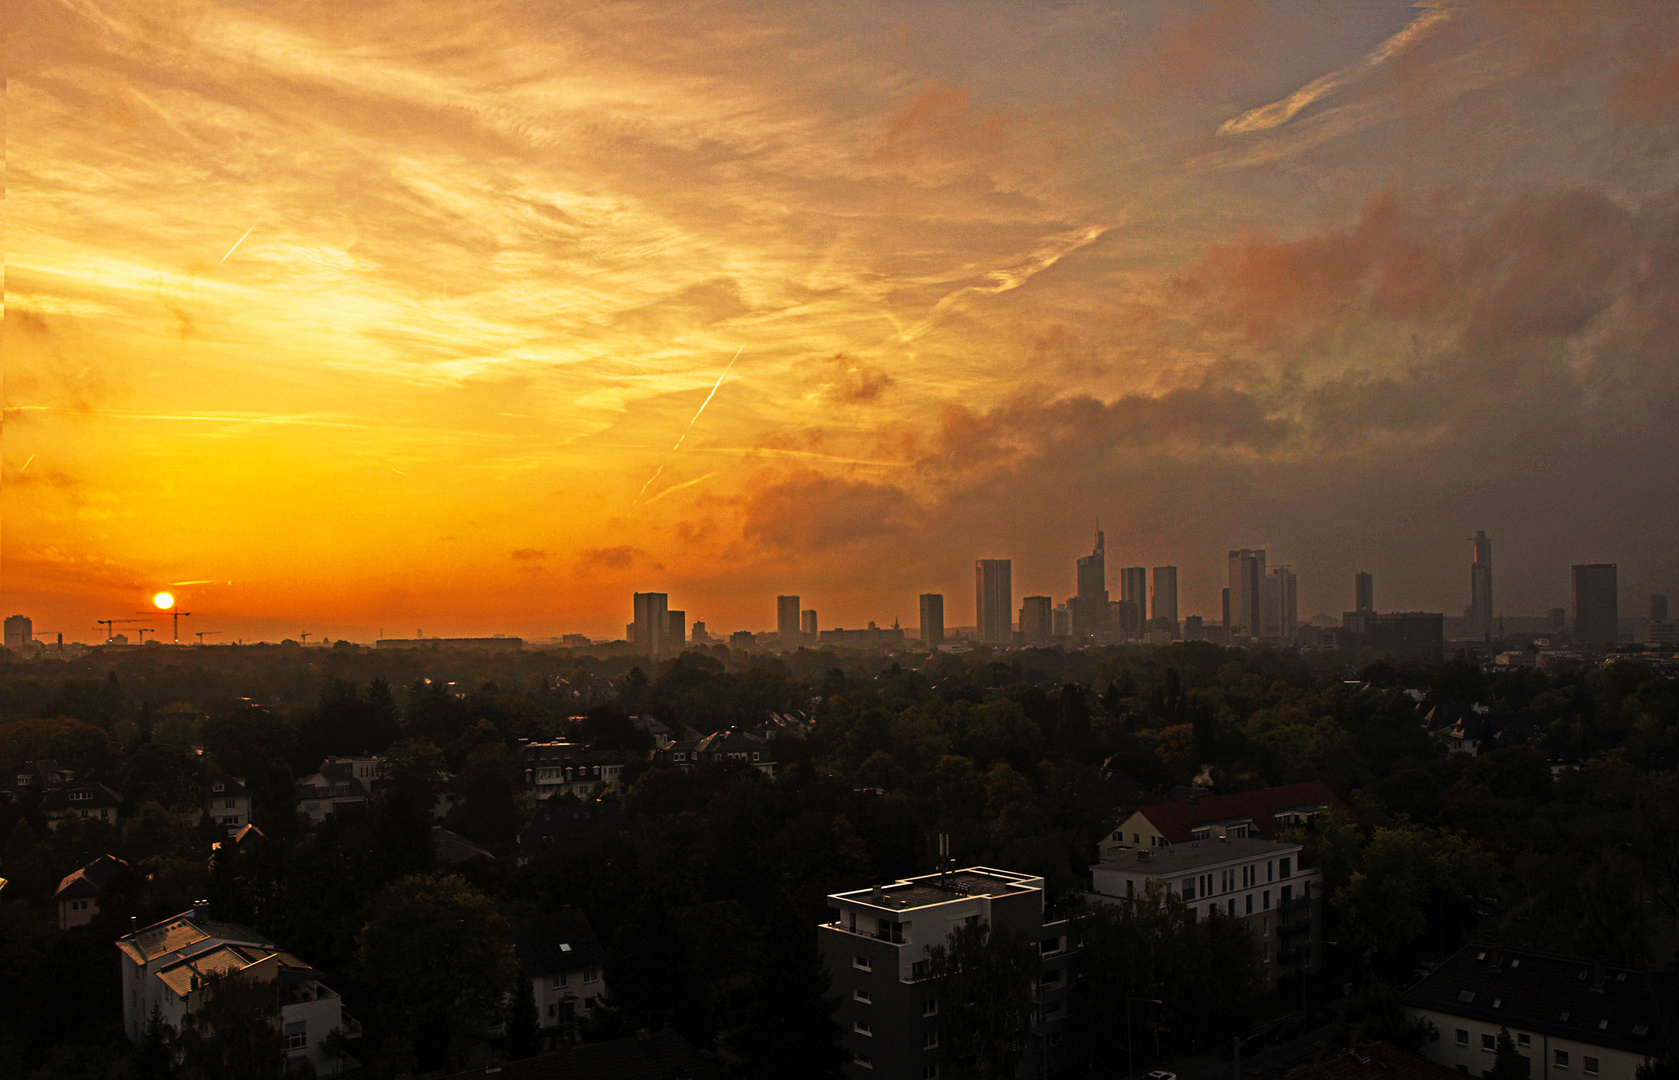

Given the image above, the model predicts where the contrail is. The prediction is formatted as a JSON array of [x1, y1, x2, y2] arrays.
[[169, 579, 232, 586], [634, 464, 665, 503], [672, 345, 743, 451], [20, 454, 34, 472], [644, 471, 717, 505], [219, 224, 257, 264]]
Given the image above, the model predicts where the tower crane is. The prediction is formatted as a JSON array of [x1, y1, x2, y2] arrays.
[[135, 628, 155, 643], [194, 631, 223, 645], [138, 608, 190, 642], [96, 618, 151, 642]]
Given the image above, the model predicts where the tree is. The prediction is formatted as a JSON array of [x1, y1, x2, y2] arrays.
[[1490, 1027, 1530, 1080], [504, 976, 541, 1060], [730, 892, 845, 1079], [448, 742, 522, 852], [929, 919, 1037, 1080], [351, 875, 517, 1072], [175, 970, 285, 1080]]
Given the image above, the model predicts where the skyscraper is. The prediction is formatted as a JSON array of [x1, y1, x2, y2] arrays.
[[1019, 596, 1053, 646], [632, 592, 669, 656], [1265, 567, 1297, 638], [1470, 531, 1493, 638], [975, 560, 1013, 645], [1355, 572, 1374, 614], [667, 610, 685, 647], [1227, 549, 1265, 637], [1151, 566, 1178, 625], [3, 615, 32, 648], [777, 595, 801, 643], [1119, 566, 1147, 611], [919, 594, 945, 649], [1572, 564, 1619, 648], [801, 609, 817, 637], [1074, 531, 1109, 638]]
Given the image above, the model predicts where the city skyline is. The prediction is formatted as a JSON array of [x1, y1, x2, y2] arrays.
[[7, 1, 1679, 641]]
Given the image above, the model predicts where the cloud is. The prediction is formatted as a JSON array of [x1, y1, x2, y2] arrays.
[[1130, 0, 1258, 98], [798, 353, 894, 405], [738, 468, 919, 553], [510, 548, 545, 561], [574, 545, 658, 576]]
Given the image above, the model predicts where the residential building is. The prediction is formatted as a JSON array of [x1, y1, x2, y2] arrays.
[[1052, 603, 1071, 640], [1100, 781, 1356, 858], [1089, 836, 1321, 986], [1402, 945, 1678, 1080], [42, 780, 124, 831], [821, 867, 1075, 1079], [802, 609, 818, 637], [693, 727, 775, 774], [1469, 531, 1494, 639], [520, 742, 629, 805], [1183, 615, 1205, 640], [690, 621, 711, 644], [54, 854, 130, 930], [778, 595, 801, 643], [819, 623, 907, 649], [667, 610, 686, 647], [116, 902, 359, 1075], [4, 614, 32, 648], [1265, 566, 1298, 638], [1019, 596, 1053, 646], [1572, 564, 1619, 648], [1356, 572, 1374, 615], [633, 592, 670, 657], [294, 759, 381, 825], [728, 630, 757, 648], [206, 775, 251, 832], [1152, 566, 1179, 626], [516, 801, 633, 865], [919, 594, 945, 649], [975, 560, 1013, 645], [1074, 531, 1109, 639], [513, 908, 608, 1039], [1228, 549, 1266, 638]]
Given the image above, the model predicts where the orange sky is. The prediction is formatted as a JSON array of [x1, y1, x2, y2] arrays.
[[7, 0, 1679, 642]]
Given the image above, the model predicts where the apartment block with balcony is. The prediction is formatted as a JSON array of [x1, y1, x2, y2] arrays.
[[1089, 836, 1321, 987], [819, 867, 1075, 1079]]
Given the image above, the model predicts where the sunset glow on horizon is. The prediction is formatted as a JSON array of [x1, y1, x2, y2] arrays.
[[7, 0, 1679, 642]]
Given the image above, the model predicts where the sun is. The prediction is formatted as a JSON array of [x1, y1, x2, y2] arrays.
[[153, 592, 174, 610]]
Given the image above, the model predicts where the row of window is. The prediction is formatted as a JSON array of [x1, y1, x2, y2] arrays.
[[1454, 1029, 1600, 1073], [1181, 859, 1291, 901], [546, 970, 601, 988]]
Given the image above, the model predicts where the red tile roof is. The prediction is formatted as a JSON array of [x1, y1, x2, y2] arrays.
[[1139, 781, 1357, 843]]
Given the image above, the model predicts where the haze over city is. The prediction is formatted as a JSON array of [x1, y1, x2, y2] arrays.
[[8, 0, 1679, 641]]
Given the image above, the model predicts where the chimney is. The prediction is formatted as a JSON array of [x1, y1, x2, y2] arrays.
[[191, 899, 211, 923]]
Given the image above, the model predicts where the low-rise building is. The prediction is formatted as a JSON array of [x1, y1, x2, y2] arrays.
[[1088, 836, 1321, 987], [820, 867, 1075, 1079], [116, 901, 360, 1075], [295, 761, 373, 824], [513, 908, 608, 1041], [520, 743, 629, 805], [206, 775, 251, 832], [516, 801, 633, 865], [1401, 945, 1677, 1080], [693, 728, 775, 774], [53, 853, 130, 930], [42, 780, 124, 831], [1101, 781, 1356, 859]]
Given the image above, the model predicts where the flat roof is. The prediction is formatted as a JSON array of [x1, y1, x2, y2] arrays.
[[833, 868, 1040, 913], [1097, 836, 1301, 875]]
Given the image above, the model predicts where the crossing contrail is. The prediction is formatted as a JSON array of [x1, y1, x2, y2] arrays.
[[672, 345, 743, 451], [634, 464, 666, 503], [219, 224, 257, 264]]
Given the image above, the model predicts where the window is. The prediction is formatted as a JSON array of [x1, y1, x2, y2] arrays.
[[854, 1021, 872, 1036], [1584, 1059, 1599, 1076], [911, 959, 931, 981], [1208, 904, 1217, 920], [1264, 890, 1271, 910], [1269, 861, 1275, 882], [1041, 970, 1062, 987], [1246, 895, 1254, 915], [1517, 1034, 1530, 1049], [551, 974, 565, 988], [1182, 878, 1197, 901], [1041, 936, 1063, 955], [285, 1021, 307, 1051], [924, 1032, 940, 1049], [224, 799, 236, 809], [1483, 1034, 1496, 1051], [1279, 857, 1292, 878], [854, 1051, 874, 1069], [1457, 1030, 1471, 1047], [1046, 1000, 1064, 1015], [1228, 898, 1236, 916], [1458, 1067, 1470, 1075], [1134, 833, 1141, 844], [854, 956, 872, 971], [922, 998, 939, 1017], [854, 989, 872, 1004], [1555, 1051, 1570, 1068], [1281, 885, 1293, 904], [1263, 943, 1270, 962], [922, 1066, 940, 1079]]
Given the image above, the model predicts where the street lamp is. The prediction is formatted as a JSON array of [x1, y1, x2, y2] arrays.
[[1129, 997, 1163, 1080]]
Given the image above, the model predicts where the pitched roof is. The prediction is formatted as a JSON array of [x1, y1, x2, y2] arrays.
[[433, 826, 495, 865], [519, 802, 633, 854], [115, 909, 274, 965], [1400, 944, 1679, 1058], [1288, 1043, 1462, 1080], [53, 853, 130, 901], [41, 781, 124, 813], [1137, 782, 1356, 843], [431, 1028, 721, 1080], [208, 775, 249, 797], [513, 908, 605, 978]]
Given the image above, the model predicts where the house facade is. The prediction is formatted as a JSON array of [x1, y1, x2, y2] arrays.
[[1101, 781, 1355, 860], [206, 775, 251, 832], [513, 908, 609, 1043], [519, 743, 629, 806], [295, 760, 374, 824], [42, 780, 124, 831], [53, 853, 130, 930]]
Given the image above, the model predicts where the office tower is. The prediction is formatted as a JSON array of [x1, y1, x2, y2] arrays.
[[776, 595, 801, 642], [667, 610, 685, 647], [1355, 572, 1374, 615], [1265, 567, 1298, 638], [1469, 531, 1493, 638], [1119, 566, 1147, 611], [1052, 604, 1071, 639], [3, 615, 32, 648], [1572, 564, 1619, 648], [1074, 531, 1109, 637], [690, 621, 710, 644], [1653, 595, 1670, 624], [1151, 566, 1178, 625], [632, 592, 669, 656], [1183, 615, 1204, 640], [1227, 549, 1265, 636], [919, 593, 946, 649], [1019, 596, 1053, 646], [975, 560, 1013, 645], [801, 609, 817, 637]]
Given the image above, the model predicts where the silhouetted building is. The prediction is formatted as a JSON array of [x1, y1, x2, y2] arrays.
[[1265, 566, 1298, 638], [1469, 530, 1493, 638], [1342, 611, 1444, 661], [1228, 549, 1265, 637], [777, 595, 800, 643], [1152, 566, 1178, 626], [1183, 615, 1205, 640], [1019, 596, 1052, 646], [667, 610, 685, 647], [690, 621, 710, 644], [1653, 594, 1669, 624], [818, 623, 905, 649], [1052, 603, 1071, 639], [1572, 564, 1619, 648], [801, 609, 817, 637], [1112, 599, 1142, 637], [1074, 530, 1109, 638], [919, 593, 944, 649], [975, 560, 1013, 645], [4, 615, 32, 648], [632, 592, 669, 656], [1355, 572, 1373, 614], [1119, 566, 1147, 620]]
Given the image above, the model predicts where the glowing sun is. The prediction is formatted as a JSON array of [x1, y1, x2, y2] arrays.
[[153, 592, 174, 609]]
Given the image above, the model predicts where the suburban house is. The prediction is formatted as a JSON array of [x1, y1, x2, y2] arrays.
[[520, 742, 630, 806], [1101, 781, 1356, 859], [42, 780, 124, 831], [516, 801, 633, 865], [116, 901, 360, 1075], [294, 760, 374, 824], [820, 867, 1077, 1080], [53, 853, 130, 930], [513, 908, 608, 1041], [206, 775, 251, 832], [1402, 945, 1678, 1080], [1088, 836, 1322, 986], [692, 728, 776, 774]]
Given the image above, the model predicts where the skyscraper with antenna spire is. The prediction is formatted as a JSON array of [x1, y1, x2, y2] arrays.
[[1072, 526, 1109, 638]]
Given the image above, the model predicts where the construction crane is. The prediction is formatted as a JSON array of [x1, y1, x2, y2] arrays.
[[135, 628, 154, 644], [194, 631, 223, 645], [300, 632, 312, 645], [139, 608, 190, 642], [96, 618, 150, 642]]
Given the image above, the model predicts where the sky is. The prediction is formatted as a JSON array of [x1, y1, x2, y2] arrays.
[[6, 0, 1679, 642]]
